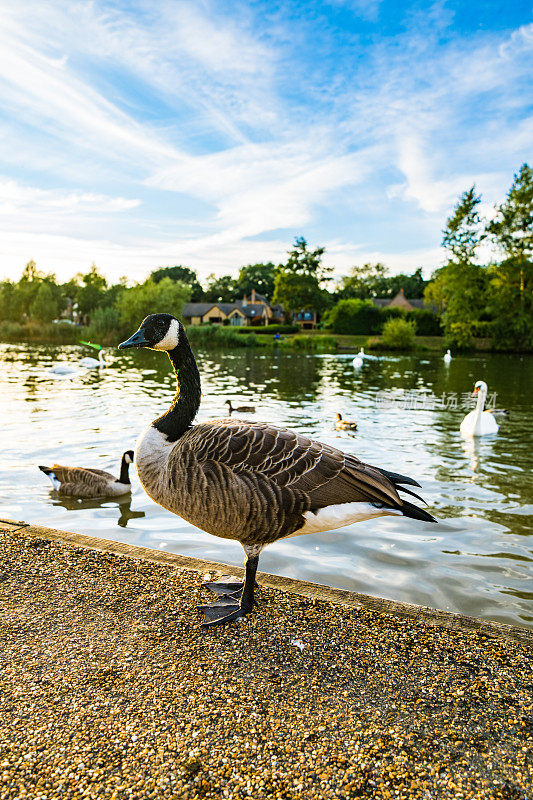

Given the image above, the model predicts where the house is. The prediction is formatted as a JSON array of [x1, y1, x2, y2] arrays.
[[181, 289, 284, 327], [293, 309, 318, 329], [372, 288, 426, 311]]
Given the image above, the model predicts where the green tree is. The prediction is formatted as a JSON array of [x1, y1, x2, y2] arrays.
[[20, 259, 42, 282], [203, 274, 237, 303], [30, 282, 59, 322], [336, 262, 387, 300], [235, 263, 278, 299], [76, 264, 108, 317], [150, 266, 203, 302], [424, 187, 487, 347], [485, 164, 532, 348], [116, 278, 190, 331], [273, 237, 332, 315], [0, 281, 18, 321]]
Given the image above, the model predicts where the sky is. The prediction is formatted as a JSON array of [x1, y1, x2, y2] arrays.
[[0, 0, 531, 284]]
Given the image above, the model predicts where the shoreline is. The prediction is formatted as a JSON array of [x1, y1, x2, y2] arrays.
[[1, 518, 531, 799], [2, 324, 531, 354], [2, 518, 531, 646]]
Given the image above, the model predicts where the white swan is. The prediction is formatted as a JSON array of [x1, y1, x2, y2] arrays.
[[443, 349, 452, 364], [48, 361, 80, 377], [460, 381, 498, 437], [353, 347, 378, 367], [80, 349, 107, 369]]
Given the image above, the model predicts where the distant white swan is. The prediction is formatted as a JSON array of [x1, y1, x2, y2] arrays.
[[48, 361, 80, 378], [352, 354, 363, 368], [443, 349, 452, 363], [80, 349, 107, 369], [460, 381, 498, 437]]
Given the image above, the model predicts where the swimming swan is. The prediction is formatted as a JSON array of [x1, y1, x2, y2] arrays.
[[460, 381, 498, 437]]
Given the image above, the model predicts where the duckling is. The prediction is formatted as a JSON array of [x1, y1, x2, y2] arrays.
[[335, 413, 357, 431], [39, 451, 134, 497], [225, 399, 256, 414]]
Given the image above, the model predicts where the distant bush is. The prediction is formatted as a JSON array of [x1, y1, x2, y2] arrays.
[[282, 334, 337, 351], [323, 299, 382, 334], [187, 324, 259, 348], [86, 307, 123, 339], [407, 309, 443, 336], [0, 321, 81, 344], [381, 318, 416, 350], [236, 324, 299, 335], [325, 299, 443, 337]]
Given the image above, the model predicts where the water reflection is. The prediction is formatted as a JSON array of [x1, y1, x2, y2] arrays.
[[50, 493, 146, 528], [1, 342, 532, 627]]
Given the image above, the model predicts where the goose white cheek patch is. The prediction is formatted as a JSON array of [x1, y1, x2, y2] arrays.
[[153, 319, 180, 350]]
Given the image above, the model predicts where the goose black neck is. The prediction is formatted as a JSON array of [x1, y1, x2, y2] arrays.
[[119, 455, 131, 484], [153, 334, 201, 442]]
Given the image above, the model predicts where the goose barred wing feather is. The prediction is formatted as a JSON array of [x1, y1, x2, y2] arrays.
[[51, 465, 116, 482], [178, 419, 402, 510], [50, 465, 117, 496]]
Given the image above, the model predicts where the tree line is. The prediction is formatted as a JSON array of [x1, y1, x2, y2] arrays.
[[0, 163, 530, 350]]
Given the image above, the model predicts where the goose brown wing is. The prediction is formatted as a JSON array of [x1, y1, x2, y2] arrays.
[[51, 465, 116, 483], [178, 420, 401, 510]]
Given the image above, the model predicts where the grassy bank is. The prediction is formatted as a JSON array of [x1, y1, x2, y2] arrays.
[[0, 320, 522, 354]]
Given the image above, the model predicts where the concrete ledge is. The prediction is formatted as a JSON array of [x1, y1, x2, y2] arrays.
[[1, 517, 531, 647]]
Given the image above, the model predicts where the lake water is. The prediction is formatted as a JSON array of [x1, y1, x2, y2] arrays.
[[1, 342, 532, 628]]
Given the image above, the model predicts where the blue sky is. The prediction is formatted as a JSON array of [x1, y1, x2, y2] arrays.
[[0, 0, 531, 283]]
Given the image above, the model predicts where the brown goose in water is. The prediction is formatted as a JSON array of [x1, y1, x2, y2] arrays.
[[39, 451, 134, 497], [119, 314, 436, 626], [225, 399, 256, 414], [335, 413, 357, 431]]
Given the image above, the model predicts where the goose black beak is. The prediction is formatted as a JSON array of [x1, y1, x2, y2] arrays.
[[119, 329, 149, 349]]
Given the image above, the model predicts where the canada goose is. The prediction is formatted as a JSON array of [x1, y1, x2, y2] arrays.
[[335, 413, 357, 431], [460, 381, 498, 437], [80, 349, 107, 369], [443, 349, 452, 364], [39, 450, 134, 497], [225, 399, 256, 414], [119, 314, 436, 627]]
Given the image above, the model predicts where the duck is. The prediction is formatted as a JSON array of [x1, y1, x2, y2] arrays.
[[335, 413, 357, 431], [443, 349, 452, 364], [119, 314, 436, 627], [460, 381, 499, 437], [225, 399, 256, 414], [80, 348, 107, 369], [39, 450, 134, 497]]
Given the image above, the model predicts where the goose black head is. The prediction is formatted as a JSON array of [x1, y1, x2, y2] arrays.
[[119, 314, 182, 351], [123, 450, 134, 464]]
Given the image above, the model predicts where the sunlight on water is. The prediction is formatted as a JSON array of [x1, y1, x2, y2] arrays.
[[1, 342, 532, 627]]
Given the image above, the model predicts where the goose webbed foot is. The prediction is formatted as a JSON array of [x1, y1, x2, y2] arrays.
[[197, 595, 257, 626], [198, 553, 260, 627], [202, 575, 244, 599]]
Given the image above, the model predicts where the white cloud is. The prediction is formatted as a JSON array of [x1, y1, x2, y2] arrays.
[[0, 178, 140, 219], [0, 2, 530, 284]]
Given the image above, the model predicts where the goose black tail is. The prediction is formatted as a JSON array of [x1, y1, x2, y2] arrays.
[[38, 466, 52, 475], [400, 500, 437, 523], [376, 467, 421, 488]]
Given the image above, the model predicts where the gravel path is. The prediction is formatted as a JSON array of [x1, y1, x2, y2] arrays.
[[0, 527, 532, 800]]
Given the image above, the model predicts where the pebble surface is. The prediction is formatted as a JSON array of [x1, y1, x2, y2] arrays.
[[0, 529, 532, 800]]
